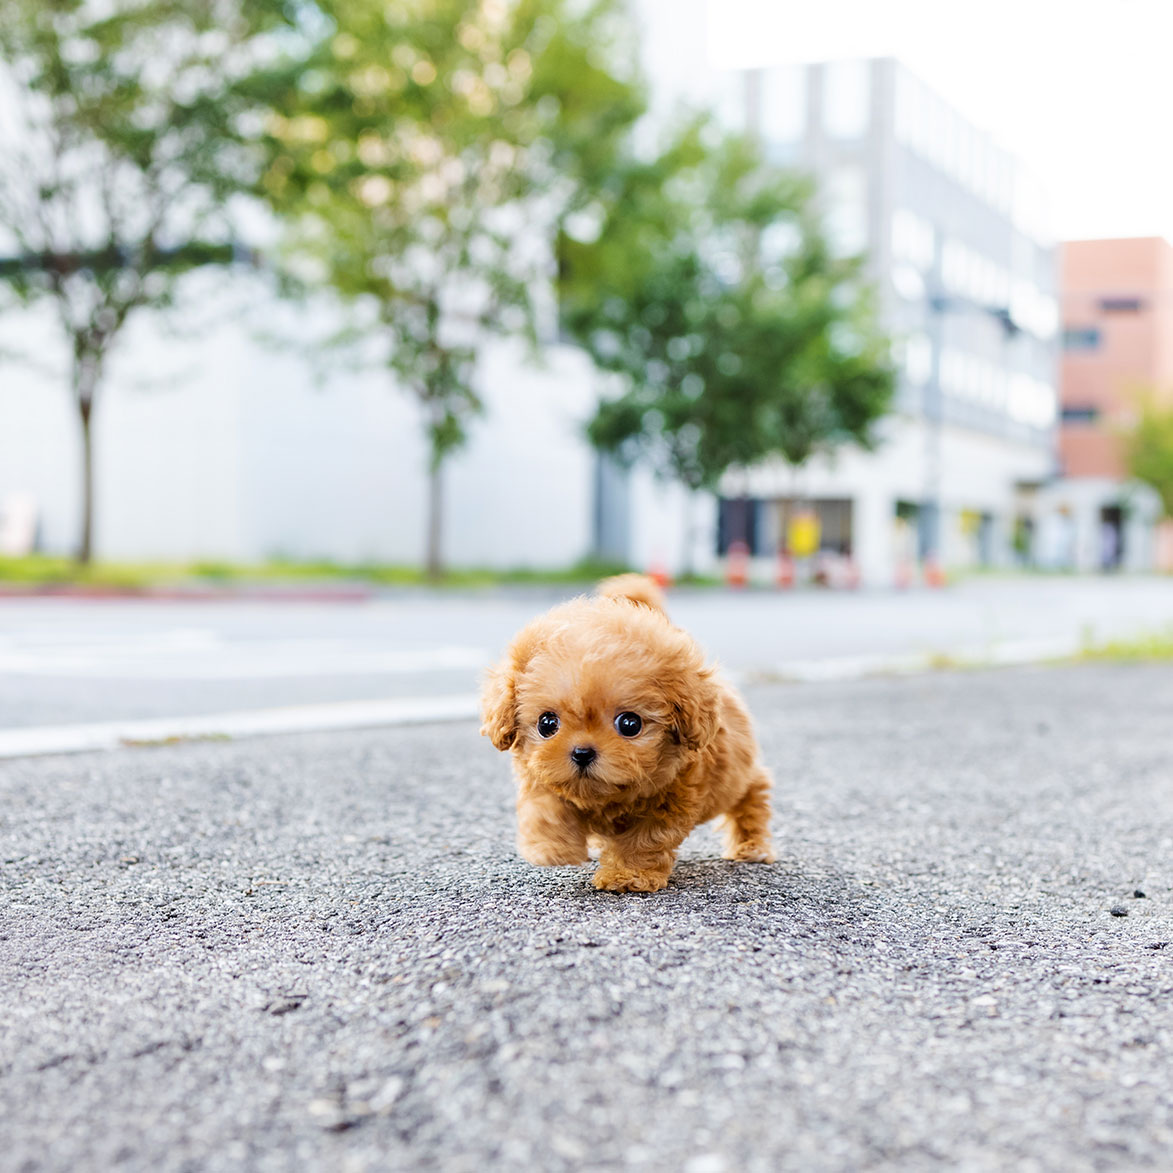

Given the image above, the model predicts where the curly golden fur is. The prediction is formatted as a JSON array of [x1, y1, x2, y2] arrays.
[[481, 575, 775, 892]]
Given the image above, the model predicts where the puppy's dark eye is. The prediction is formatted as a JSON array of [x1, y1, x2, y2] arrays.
[[537, 712, 560, 738], [614, 712, 642, 737]]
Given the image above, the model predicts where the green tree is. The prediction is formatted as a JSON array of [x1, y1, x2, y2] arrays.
[[559, 123, 896, 563], [1125, 393, 1173, 518], [252, 0, 643, 579], [0, 0, 285, 563]]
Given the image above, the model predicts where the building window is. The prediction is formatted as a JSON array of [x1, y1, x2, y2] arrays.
[[822, 60, 870, 140], [1008, 374, 1057, 428], [1061, 405, 1101, 424], [941, 239, 972, 297], [1098, 297, 1145, 313], [760, 65, 806, 145], [891, 209, 935, 272], [1062, 326, 1101, 351], [1011, 280, 1059, 341], [894, 69, 918, 148], [714, 72, 749, 135], [716, 498, 761, 556], [901, 333, 932, 387], [823, 167, 868, 256]]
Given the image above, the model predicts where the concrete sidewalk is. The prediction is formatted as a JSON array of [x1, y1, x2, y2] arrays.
[[2, 664, 1172, 1171]]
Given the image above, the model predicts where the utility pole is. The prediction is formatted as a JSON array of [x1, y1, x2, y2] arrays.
[[922, 292, 1021, 568]]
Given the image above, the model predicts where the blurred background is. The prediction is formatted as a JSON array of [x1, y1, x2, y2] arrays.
[[2, 0, 1173, 745]]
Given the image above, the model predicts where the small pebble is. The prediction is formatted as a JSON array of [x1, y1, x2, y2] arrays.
[[1134, 889, 1146, 899], [1110, 905, 1129, 917]]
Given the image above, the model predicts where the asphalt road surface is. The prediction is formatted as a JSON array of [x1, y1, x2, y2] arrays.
[[3, 663, 1173, 1171]]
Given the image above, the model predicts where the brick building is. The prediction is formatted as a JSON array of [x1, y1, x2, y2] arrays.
[[1040, 237, 1173, 570]]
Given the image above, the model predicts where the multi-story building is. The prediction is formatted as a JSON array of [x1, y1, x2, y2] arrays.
[[706, 58, 1060, 584], [1038, 236, 1173, 571]]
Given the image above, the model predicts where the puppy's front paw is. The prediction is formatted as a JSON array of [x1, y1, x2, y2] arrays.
[[519, 840, 589, 867], [592, 864, 670, 893]]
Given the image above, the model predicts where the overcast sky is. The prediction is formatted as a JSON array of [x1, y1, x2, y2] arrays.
[[705, 0, 1173, 245]]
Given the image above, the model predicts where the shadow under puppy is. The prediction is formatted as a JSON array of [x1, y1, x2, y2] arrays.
[[481, 574, 775, 892]]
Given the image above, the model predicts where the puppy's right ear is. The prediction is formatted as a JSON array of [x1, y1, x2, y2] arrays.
[[480, 659, 519, 751], [480, 625, 540, 751]]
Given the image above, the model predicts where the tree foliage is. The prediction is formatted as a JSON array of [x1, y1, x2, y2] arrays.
[[0, 0, 286, 561], [250, 0, 644, 576], [559, 121, 896, 493], [1125, 394, 1173, 518]]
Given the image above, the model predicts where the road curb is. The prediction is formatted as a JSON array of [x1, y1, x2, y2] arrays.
[[742, 634, 1085, 683], [0, 694, 482, 760]]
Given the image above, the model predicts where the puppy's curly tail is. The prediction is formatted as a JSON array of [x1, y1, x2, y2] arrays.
[[596, 573, 668, 615]]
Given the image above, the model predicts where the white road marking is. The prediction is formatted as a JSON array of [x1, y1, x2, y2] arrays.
[[0, 637, 490, 678], [0, 694, 482, 760], [756, 635, 1084, 683]]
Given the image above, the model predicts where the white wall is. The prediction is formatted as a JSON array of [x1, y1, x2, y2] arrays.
[[98, 297, 249, 561], [444, 341, 598, 569], [625, 468, 719, 579], [0, 276, 601, 569], [231, 317, 429, 566]]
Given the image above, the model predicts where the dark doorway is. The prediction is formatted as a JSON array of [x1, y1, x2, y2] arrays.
[[1099, 505, 1125, 571]]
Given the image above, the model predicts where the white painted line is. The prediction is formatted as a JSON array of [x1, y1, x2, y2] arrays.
[[0, 694, 482, 760], [0, 642, 490, 679], [759, 635, 1085, 683]]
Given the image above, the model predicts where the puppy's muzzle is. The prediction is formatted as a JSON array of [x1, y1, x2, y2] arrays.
[[570, 745, 597, 772]]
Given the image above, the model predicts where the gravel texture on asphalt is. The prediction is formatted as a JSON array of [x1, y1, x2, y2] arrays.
[[2, 663, 1172, 1172]]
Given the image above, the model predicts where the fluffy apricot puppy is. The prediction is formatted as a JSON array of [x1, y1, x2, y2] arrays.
[[481, 575, 775, 892]]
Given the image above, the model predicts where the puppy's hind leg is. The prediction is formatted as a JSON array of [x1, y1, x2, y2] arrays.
[[720, 767, 776, 863]]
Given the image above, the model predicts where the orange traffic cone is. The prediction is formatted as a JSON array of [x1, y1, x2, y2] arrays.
[[776, 552, 795, 589], [726, 540, 749, 588]]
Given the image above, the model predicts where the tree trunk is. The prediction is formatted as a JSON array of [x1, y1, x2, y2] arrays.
[[425, 459, 444, 582], [680, 486, 697, 580], [78, 398, 95, 566]]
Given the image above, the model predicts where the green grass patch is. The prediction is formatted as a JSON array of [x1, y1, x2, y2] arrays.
[[1075, 628, 1173, 663], [0, 554, 193, 589], [119, 733, 233, 748], [0, 553, 650, 591]]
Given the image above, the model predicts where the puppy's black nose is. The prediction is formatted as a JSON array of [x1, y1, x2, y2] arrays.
[[570, 745, 597, 769]]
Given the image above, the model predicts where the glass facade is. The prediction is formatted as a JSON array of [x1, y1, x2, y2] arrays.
[[894, 65, 1020, 224], [823, 60, 870, 140], [721, 58, 1058, 443]]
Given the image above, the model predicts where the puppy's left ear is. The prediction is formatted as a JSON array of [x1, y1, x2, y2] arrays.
[[670, 667, 721, 753]]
